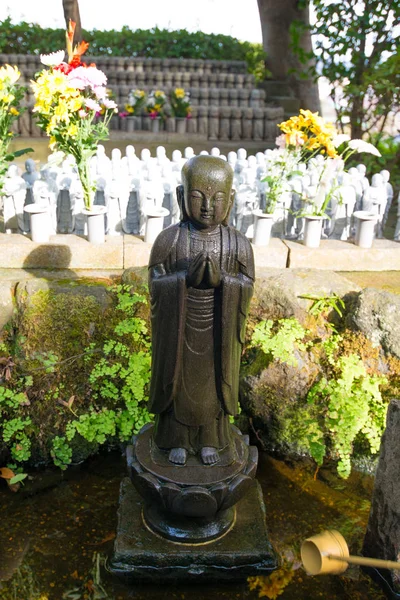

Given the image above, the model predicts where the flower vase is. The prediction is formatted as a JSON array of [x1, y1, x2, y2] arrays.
[[175, 117, 187, 135], [252, 209, 274, 246], [303, 215, 324, 248], [83, 205, 107, 244], [353, 211, 378, 248], [23, 204, 51, 243], [151, 117, 161, 133], [77, 160, 107, 244], [144, 207, 170, 244], [127, 116, 141, 133]]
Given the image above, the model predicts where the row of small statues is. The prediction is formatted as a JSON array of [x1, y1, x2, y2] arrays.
[[1, 145, 397, 242], [5, 54, 248, 75]]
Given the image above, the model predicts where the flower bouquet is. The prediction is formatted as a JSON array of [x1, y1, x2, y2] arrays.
[[31, 20, 118, 211], [121, 89, 147, 117], [0, 65, 32, 194], [146, 90, 166, 119], [170, 88, 191, 118], [276, 110, 381, 218]]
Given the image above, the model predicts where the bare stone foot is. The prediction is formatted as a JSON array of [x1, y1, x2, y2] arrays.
[[168, 447, 187, 465], [200, 447, 220, 465]]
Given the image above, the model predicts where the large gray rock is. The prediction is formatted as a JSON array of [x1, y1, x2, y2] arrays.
[[15, 278, 113, 312], [349, 288, 400, 358], [240, 349, 321, 454], [363, 400, 400, 595], [253, 268, 360, 322], [0, 280, 15, 331]]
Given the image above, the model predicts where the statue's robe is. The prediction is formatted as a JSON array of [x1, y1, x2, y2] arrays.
[[148, 221, 254, 453]]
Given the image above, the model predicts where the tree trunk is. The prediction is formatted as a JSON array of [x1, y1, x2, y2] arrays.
[[257, 0, 320, 112], [62, 0, 82, 42], [350, 94, 365, 139]]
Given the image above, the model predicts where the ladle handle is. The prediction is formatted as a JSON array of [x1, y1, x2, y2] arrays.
[[328, 554, 400, 570]]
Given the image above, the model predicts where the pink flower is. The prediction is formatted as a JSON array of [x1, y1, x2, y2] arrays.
[[119, 111, 129, 118], [84, 98, 101, 112], [93, 86, 108, 101], [103, 98, 117, 110], [275, 134, 286, 149], [78, 109, 87, 118], [67, 66, 107, 90]]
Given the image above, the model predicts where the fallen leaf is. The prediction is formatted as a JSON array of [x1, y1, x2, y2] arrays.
[[0, 467, 15, 480]]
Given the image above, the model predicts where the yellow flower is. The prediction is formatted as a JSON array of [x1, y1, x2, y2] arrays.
[[154, 103, 161, 111], [125, 104, 134, 113], [174, 88, 185, 99], [9, 106, 19, 116], [0, 64, 20, 84], [49, 136, 57, 150], [66, 123, 78, 138], [0, 92, 15, 103]]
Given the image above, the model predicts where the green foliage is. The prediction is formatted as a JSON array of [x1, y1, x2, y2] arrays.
[[300, 294, 345, 319], [312, 1, 400, 138], [0, 18, 266, 81], [51, 435, 72, 470], [306, 352, 387, 478], [251, 318, 308, 367], [0, 284, 151, 471]]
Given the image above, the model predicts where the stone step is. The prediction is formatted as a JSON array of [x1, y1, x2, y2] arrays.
[[259, 81, 295, 97], [2, 234, 400, 272], [266, 96, 301, 116]]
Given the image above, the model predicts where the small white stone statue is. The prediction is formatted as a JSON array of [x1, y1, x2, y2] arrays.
[[184, 147, 195, 160], [138, 164, 165, 235], [104, 149, 130, 235], [33, 169, 59, 234], [381, 169, 393, 228], [69, 177, 86, 235], [233, 169, 258, 236], [156, 146, 169, 168], [91, 144, 111, 181], [348, 167, 364, 212], [57, 156, 77, 233], [357, 163, 370, 195], [210, 147, 221, 157], [363, 173, 387, 238], [22, 158, 40, 231], [2, 164, 27, 233], [336, 172, 357, 240]]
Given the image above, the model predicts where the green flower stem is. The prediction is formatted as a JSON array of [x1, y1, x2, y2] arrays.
[[76, 158, 95, 211]]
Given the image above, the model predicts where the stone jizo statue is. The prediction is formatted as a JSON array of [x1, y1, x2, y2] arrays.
[[148, 155, 255, 466]]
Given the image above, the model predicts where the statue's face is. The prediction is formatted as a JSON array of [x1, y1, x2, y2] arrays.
[[184, 165, 233, 230]]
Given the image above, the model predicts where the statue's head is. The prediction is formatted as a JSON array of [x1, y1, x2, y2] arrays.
[[178, 155, 234, 230], [25, 158, 36, 173]]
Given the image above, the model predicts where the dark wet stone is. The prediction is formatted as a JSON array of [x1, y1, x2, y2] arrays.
[[363, 400, 400, 598], [108, 477, 278, 582]]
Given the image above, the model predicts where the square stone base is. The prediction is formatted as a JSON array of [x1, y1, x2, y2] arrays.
[[108, 478, 278, 582]]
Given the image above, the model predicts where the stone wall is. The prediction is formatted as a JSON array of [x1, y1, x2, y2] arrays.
[[0, 54, 284, 141]]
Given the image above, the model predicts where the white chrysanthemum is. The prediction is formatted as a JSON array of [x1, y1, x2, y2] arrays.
[[333, 134, 350, 147], [0, 64, 20, 84], [40, 50, 65, 67], [348, 139, 381, 156], [84, 98, 101, 112], [103, 98, 117, 110]]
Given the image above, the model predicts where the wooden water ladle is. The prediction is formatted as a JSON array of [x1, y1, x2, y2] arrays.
[[301, 530, 400, 576]]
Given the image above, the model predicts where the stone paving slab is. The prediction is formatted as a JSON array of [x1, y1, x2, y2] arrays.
[[252, 238, 289, 269], [1, 234, 400, 271], [124, 236, 152, 268], [286, 239, 400, 271], [0, 234, 124, 269]]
